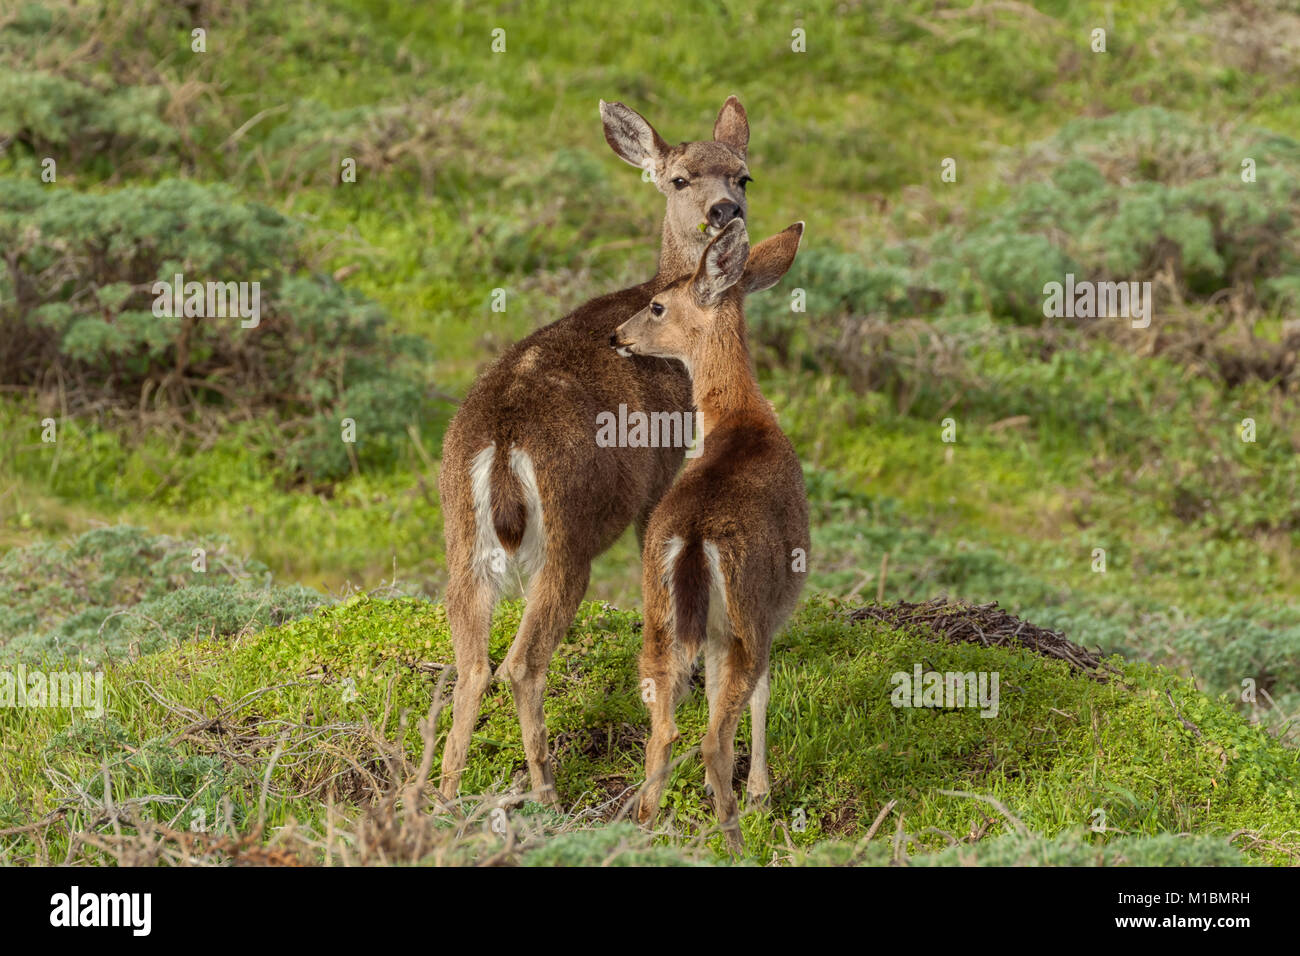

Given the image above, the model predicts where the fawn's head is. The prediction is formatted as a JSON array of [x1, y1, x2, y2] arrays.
[[610, 219, 803, 368], [600, 96, 753, 274]]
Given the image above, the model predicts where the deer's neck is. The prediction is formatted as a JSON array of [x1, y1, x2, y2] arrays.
[[656, 218, 706, 284], [688, 306, 773, 442]]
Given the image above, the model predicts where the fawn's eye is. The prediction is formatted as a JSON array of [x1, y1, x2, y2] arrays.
[[670, 177, 688, 190], [738, 175, 753, 190], [650, 302, 665, 317]]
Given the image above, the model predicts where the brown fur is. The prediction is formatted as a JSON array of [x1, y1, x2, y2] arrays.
[[437, 97, 756, 805], [489, 450, 526, 553], [670, 537, 711, 654], [611, 221, 810, 851]]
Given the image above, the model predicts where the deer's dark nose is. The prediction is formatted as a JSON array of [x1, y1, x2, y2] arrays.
[[707, 201, 741, 228]]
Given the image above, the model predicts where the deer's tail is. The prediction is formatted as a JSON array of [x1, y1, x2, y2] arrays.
[[671, 537, 712, 654], [488, 447, 527, 554], [468, 443, 543, 577]]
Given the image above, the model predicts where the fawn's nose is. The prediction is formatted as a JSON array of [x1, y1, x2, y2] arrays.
[[707, 201, 741, 228]]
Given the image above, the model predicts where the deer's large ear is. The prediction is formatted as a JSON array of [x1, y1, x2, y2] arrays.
[[713, 95, 749, 156], [742, 222, 803, 294], [691, 219, 750, 306], [600, 100, 670, 174]]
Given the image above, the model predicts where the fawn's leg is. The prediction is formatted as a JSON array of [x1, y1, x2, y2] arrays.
[[704, 626, 724, 716], [702, 640, 766, 853], [706, 625, 772, 804], [439, 564, 498, 801], [746, 666, 771, 804], [637, 629, 693, 826], [498, 558, 590, 807], [637, 553, 695, 826]]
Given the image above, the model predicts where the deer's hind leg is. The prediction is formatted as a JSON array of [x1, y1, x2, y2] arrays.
[[637, 565, 696, 826], [702, 621, 769, 853], [497, 555, 590, 807], [701, 555, 768, 806], [746, 667, 771, 805], [439, 561, 500, 802], [637, 631, 694, 826]]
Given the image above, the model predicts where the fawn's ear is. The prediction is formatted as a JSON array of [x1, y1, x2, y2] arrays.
[[600, 100, 670, 173], [713, 95, 749, 156], [691, 218, 750, 306], [742, 222, 804, 294]]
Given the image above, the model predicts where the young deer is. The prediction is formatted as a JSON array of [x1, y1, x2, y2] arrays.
[[438, 97, 758, 804], [610, 219, 809, 851]]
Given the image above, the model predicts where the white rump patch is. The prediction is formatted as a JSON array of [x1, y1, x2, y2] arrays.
[[701, 540, 729, 712], [509, 446, 547, 577], [468, 444, 547, 591], [701, 540, 728, 638], [468, 445, 506, 589], [659, 535, 686, 591], [659, 536, 730, 670]]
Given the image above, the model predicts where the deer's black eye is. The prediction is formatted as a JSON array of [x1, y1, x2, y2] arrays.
[[650, 302, 665, 317], [738, 175, 753, 190], [670, 177, 688, 190]]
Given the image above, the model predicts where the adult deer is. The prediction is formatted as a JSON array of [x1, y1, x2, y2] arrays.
[[438, 97, 756, 804], [610, 219, 809, 851]]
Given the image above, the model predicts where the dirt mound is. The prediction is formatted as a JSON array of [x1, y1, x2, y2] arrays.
[[848, 598, 1120, 680]]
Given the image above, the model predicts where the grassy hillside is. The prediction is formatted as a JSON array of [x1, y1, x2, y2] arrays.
[[1, 0, 1298, 864], [3, 582, 1297, 865]]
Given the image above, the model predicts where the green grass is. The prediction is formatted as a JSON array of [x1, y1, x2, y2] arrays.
[[2, 595, 1295, 865], [2, 0, 1298, 864]]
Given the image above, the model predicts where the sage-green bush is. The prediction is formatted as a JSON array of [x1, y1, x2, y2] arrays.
[[0, 526, 325, 665], [0, 178, 432, 484]]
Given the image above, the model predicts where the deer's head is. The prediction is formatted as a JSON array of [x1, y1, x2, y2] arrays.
[[600, 97, 753, 273], [610, 219, 803, 368]]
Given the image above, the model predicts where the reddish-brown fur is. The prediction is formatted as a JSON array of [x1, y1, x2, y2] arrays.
[[437, 98, 756, 804], [611, 220, 810, 851]]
